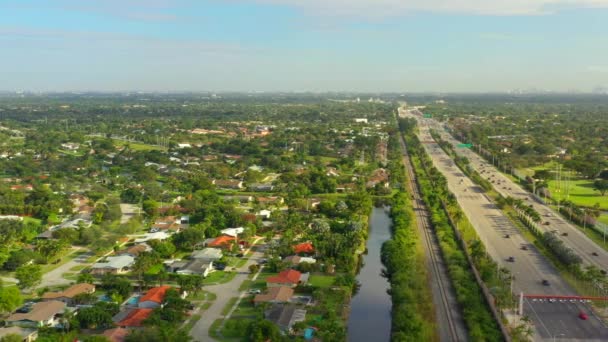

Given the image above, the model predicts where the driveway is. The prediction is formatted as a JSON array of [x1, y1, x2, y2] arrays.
[[189, 244, 264, 341]]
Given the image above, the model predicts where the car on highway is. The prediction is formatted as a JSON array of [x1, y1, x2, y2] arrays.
[[504, 234, 510, 238], [521, 245, 528, 250], [579, 311, 588, 320], [592, 252, 599, 256], [542, 279, 550, 286], [507, 256, 515, 262], [561, 232, 568, 236], [543, 221, 550, 225]]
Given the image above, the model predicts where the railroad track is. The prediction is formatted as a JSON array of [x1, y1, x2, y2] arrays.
[[400, 136, 466, 342]]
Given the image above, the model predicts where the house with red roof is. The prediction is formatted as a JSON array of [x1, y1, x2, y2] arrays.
[[267, 270, 307, 288], [293, 243, 314, 255], [138, 286, 171, 309], [207, 235, 236, 249], [114, 308, 154, 327]]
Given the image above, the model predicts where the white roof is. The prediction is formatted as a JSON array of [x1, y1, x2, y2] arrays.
[[191, 248, 223, 260], [258, 210, 272, 216], [299, 257, 316, 264], [93, 255, 134, 270], [220, 227, 244, 237], [134, 231, 170, 243]]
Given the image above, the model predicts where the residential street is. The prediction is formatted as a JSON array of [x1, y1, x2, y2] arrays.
[[38, 247, 91, 288], [189, 245, 264, 341]]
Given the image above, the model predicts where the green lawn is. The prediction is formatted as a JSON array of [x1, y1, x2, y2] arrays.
[[544, 178, 608, 209], [222, 297, 239, 316], [308, 274, 335, 288], [145, 263, 164, 275], [521, 162, 608, 209], [113, 139, 166, 151], [203, 271, 237, 285], [238, 280, 253, 292]]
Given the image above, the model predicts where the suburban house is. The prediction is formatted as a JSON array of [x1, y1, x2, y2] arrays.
[[150, 216, 184, 233], [113, 308, 154, 328], [220, 227, 244, 237], [256, 209, 272, 220], [102, 327, 130, 342], [336, 183, 356, 193], [207, 235, 236, 249], [366, 168, 390, 188], [91, 255, 135, 275], [256, 196, 284, 206], [41, 283, 95, 306], [326, 167, 340, 177], [293, 243, 314, 255], [115, 243, 152, 257], [174, 259, 213, 277], [267, 269, 308, 288], [283, 255, 316, 265], [5, 301, 66, 328], [0, 327, 38, 342], [213, 179, 244, 190], [249, 183, 274, 192], [191, 248, 223, 261], [138, 286, 172, 309], [222, 195, 253, 203], [264, 304, 307, 333], [166, 247, 222, 277], [134, 231, 171, 243], [253, 286, 294, 306]]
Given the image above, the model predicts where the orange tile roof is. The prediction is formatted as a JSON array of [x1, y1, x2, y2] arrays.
[[42, 283, 95, 300], [267, 269, 301, 285], [293, 243, 314, 254], [139, 286, 171, 304], [116, 308, 154, 327], [208, 235, 235, 247]]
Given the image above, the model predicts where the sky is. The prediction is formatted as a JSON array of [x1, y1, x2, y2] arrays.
[[1, 0, 608, 92]]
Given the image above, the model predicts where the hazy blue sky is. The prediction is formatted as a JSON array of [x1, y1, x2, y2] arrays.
[[1, 0, 607, 92]]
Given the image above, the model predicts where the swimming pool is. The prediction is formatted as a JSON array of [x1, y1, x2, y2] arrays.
[[98, 294, 112, 302], [126, 295, 141, 305]]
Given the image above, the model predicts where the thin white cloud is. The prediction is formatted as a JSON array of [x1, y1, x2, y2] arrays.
[[241, 0, 608, 16], [587, 66, 608, 73]]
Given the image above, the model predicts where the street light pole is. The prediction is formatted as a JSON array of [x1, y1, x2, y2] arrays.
[[582, 209, 587, 233]]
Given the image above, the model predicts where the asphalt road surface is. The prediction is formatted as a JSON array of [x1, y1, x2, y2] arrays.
[[431, 121, 608, 273], [401, 108, 608, 341]]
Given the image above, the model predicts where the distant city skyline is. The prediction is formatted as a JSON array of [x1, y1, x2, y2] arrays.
[[1, 0, 608, 92]]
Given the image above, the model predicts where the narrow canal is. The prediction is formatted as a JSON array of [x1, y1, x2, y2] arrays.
[[346, 206, 392, 342]]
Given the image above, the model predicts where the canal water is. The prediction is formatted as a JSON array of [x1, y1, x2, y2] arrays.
[[346, 206, 392, 342]]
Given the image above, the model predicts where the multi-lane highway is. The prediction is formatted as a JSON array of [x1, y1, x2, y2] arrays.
[[400, 107, 608, 341], [431, 123, 608, 273]]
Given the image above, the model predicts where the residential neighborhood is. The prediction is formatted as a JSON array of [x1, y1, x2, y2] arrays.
[[0, 95, 399, 341]]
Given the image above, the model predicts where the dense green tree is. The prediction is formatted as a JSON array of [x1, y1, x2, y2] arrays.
[[15, 264, 42, 289], [0, 285, 23, 313]]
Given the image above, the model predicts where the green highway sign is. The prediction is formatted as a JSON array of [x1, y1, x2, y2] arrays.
[[457, 143, 473, 148], [423, 113, 432, 118]]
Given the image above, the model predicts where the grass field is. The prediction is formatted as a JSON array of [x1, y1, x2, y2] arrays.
[[113, 139, 166, 151], [522, 162, 608, 209], [308, 274, 335, 288]]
